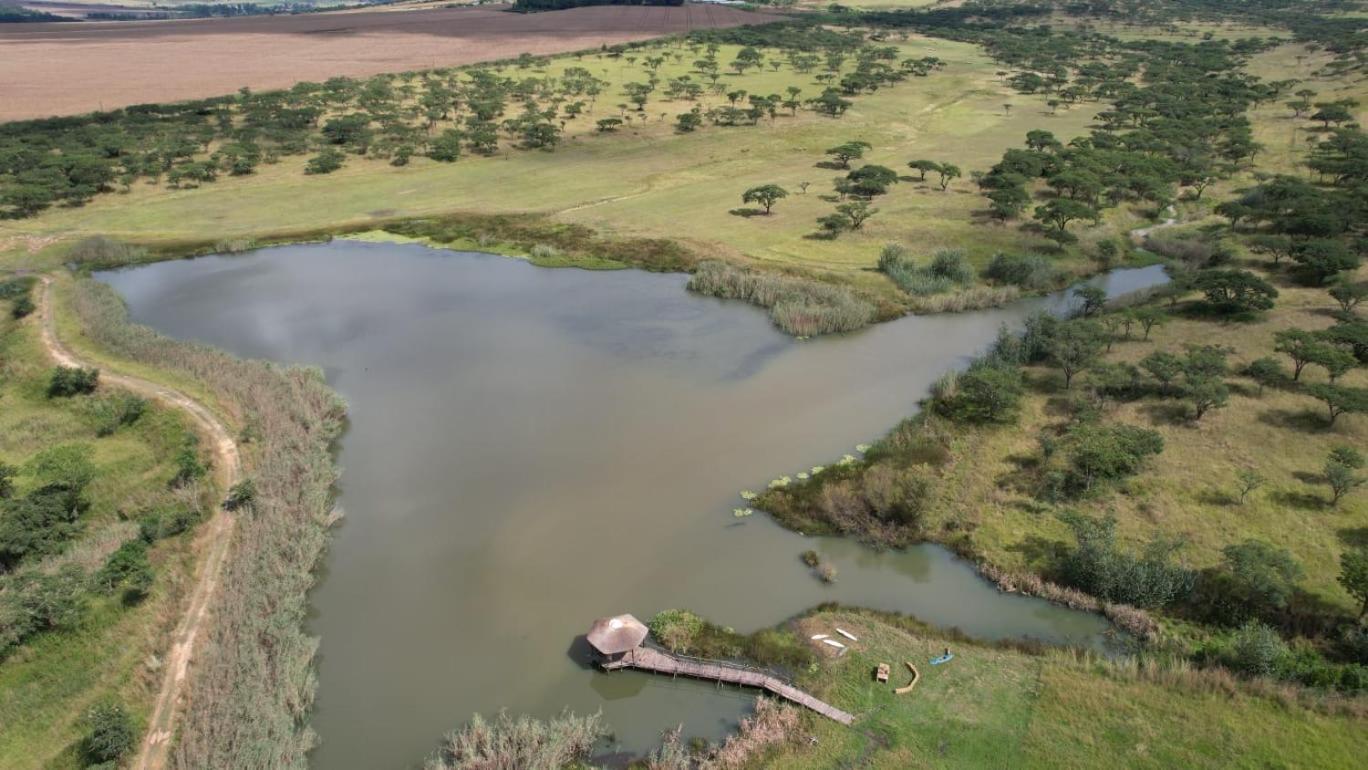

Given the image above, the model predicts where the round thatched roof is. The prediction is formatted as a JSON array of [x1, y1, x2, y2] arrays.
[[586, 614, 649, 655]]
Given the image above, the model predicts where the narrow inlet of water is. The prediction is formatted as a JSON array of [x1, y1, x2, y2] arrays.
[[97, 244, 1167, 768]]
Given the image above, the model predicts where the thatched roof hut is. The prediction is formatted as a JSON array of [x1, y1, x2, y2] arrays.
[[586, 614, 649, 656]]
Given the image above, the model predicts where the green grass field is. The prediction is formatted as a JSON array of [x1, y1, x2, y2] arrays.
[[754, 608, 1366, 769], [0, 292, 205, 769], [0, 34, 1112, 290]]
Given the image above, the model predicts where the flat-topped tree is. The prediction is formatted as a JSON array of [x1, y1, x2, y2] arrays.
[[907, 159, 940, 181], [825, 140, 871, 169], [742, 184, 788, 215]]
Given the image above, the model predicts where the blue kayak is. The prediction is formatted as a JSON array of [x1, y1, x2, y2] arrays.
[[930, 653, 955, 666]]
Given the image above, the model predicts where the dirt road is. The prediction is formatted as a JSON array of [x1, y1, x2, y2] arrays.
[[36, 276, 241, 770]]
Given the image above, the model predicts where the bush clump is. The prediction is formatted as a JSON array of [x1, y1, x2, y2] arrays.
[[80, 700, 136, 766], [982, 252, 1061, 290], [48, 366, 99, 397], [878, 245, 975, 296], [1055, 512, 1193, 609], [1040, 422, 1164, 499]]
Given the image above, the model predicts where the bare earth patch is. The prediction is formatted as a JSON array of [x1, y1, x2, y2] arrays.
[[0, 3, 778, 121]]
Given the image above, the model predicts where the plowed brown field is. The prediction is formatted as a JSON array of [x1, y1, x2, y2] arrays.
[[0, 3, 779, 121]]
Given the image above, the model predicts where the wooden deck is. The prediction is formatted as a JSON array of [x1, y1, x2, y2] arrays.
[[601, 647, 855, 725]]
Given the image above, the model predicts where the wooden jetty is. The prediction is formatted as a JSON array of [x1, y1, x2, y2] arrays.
[[600, 645, 855, 725]]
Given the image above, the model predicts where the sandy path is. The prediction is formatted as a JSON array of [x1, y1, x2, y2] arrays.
[[36, 276, 241, 770]]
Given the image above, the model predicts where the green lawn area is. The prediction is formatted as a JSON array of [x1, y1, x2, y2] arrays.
[[0, 34, 1109, 286], [0, 291, 204, 769], [751, 609, 1367, 769]]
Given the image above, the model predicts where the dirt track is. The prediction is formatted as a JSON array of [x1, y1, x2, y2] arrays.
[[0, 4, 779, 121], [36, 276, 242, 770]]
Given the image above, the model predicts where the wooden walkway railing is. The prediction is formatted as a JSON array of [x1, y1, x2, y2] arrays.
[[601, 646, 855, 725]]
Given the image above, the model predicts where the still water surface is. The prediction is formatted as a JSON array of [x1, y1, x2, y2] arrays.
[[99, 243, 1167, 768]]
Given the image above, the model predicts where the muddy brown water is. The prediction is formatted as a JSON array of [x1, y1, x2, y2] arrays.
[[97, 243, 1167, 768]]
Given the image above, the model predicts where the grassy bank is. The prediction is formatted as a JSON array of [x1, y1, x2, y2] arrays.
[[0, 280, 208, 769], [56, 278, 347, 769], [639, 607, 1368, 768]]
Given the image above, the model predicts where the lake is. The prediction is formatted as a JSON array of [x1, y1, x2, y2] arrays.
[[98, 242, 1167, 768]]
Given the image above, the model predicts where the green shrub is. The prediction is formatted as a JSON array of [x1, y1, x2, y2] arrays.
[[85, 393, 147, 436], [10, 295, 34, 319], [304, 148, 345, 175], [138, 505, 202, 542], [1193, 540, 1304, 626], [933, 360, 1024, 423], [982, 253, 1060, 290], [1042, 422, 1164, 498], [1225, 622, 1289, 677], [80, 701, 135, 765], [1056, 512, 1193, 609], [48, 366, 99, 397], [0, 565, 86, 658], [928, 249, 974, 285], [878, 245, 974, 296], [96, 539, 154, 602], [223, 478, 257, 511], [649, 609, 706, 654]]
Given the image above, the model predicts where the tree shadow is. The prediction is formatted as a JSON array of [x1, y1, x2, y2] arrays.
[[1006, 534, 1068, 571], [1337, 526, 1368, 547], [728, 207, 768, 218], [1139, 401, 1191, 426], [803, 231, 839, 241], [1292, 470, 1323, 485], [814, 160, 848, 170], [1257, 407, 1329, 433], [1270, 488, 1328, 511], [1196, 488, 1237, 507]]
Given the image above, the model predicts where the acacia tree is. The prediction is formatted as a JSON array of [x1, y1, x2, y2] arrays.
[[908, 159, 940, 181], [1034, 199, 1098, 236], [1340, 546, 1368, 618], [837, 200, 876, 229], [1329, 282, 1366, 314], [741, 184, 788, 215], [1192, 269, 1278, 315], [1306, 383, 1368, 427], [825, 140, 871, 168], [1324, 447, 1365, 506], [1274, 329, 1320, 380], [1050, 320, 1105, 389], [1185, 376, 1229, 421], [937, 163, 961, 191]]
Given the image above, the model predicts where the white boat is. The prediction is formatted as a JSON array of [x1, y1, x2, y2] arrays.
[[821, 639, 846, 649], [836, 628, 858, 642], [810, 634, 829, 640]]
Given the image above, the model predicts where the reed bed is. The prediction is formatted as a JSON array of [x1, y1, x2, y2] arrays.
[[67, 278, 347, 770]]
